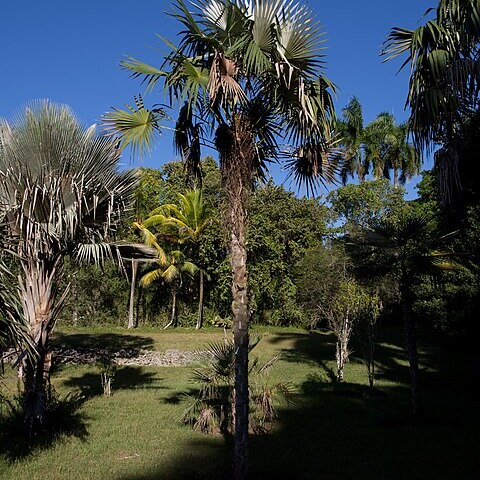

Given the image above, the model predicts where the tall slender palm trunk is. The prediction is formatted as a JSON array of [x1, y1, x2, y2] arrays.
[[219, 116, 254, 480], [196, 269, 205, 330], [128, 260, 138, 329]]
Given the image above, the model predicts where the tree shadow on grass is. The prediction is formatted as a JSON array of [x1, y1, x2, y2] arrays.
[[112, 328, 480, 479], [51, 332, 155, 352], [0, 390, 89, 463], [115, 371, 480, 480], [62, 366, 164, 399]]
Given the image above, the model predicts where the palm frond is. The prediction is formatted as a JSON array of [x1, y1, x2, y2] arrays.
[[121, 57, 167, 92], [103, 95, 166, 158]]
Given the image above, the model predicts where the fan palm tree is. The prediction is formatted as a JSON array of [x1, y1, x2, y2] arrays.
[[103, 2, 339, 476], [0, 101, 150, 426], [348, 212, 455, 419], [145, 189, 213, 329]]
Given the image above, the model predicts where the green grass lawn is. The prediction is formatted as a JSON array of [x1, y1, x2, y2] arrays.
[[1, 326, 478, 479]]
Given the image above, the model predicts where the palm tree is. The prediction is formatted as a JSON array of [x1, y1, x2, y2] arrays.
[[134, 222, 198, 328], [104, 2, 338, 476], [348, 212, 455, 419], [363, 113, 420, 187], [382, 0, 480, 195], [337, 97, 367, 183], [145, 189, 213, 329], [0, 101, 147, 426], [337, 100, 420, 186], [383, 0, 480, 150]]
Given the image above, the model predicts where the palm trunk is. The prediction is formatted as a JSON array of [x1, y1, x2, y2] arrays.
[[171, 288, 177, 328], [231, 218, 249, 480], [20, 259, 68, 427], [393, 168, 399, 188], [196, 269, 205, 330], [401, 281, 424, 419], [128, 260, 138, 329], [218, 116, 254, 480]]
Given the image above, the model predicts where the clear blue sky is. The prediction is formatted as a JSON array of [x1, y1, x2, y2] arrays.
[[1, 0, 433, 195]]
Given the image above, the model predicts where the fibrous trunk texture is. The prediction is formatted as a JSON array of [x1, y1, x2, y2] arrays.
[[20, 258, 68, 426], [218, 115, 254, 480]]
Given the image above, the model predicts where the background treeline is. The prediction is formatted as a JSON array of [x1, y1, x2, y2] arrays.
[[59, 156, 479, 337]]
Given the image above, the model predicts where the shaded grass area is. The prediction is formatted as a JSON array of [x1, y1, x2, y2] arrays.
[[1, 327, 479, 479]]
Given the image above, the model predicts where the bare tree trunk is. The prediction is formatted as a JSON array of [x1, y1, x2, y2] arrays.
[[333, 311, 351, 383], [128, 260, 138, 329], [218, 116, 254, 480], [196, 269, 204, 330], [336, 341, 345, 382]]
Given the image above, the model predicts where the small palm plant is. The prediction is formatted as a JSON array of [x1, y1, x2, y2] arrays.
[[182, 338, 294, 435]]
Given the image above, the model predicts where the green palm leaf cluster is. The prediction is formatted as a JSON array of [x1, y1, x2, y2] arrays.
[[133, 221, 198, 288], [383, 0, 480, 150], [348, 213, 456, 280], [104, 0, 340, 191], [182, 338, 294, 435], [337, 98, 421, 186], [145, 189, 213, 243]]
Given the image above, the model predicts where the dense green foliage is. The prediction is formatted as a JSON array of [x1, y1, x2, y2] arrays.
[[59, 161, 330, 329], [56, 160, 480, 339]]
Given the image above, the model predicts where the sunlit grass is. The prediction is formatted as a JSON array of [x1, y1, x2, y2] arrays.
[[1, 327, 477, 479]]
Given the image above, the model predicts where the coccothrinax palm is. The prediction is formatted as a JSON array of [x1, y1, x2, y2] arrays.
[[0, 101, 145, 427], [103, 2, 339, 476]]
